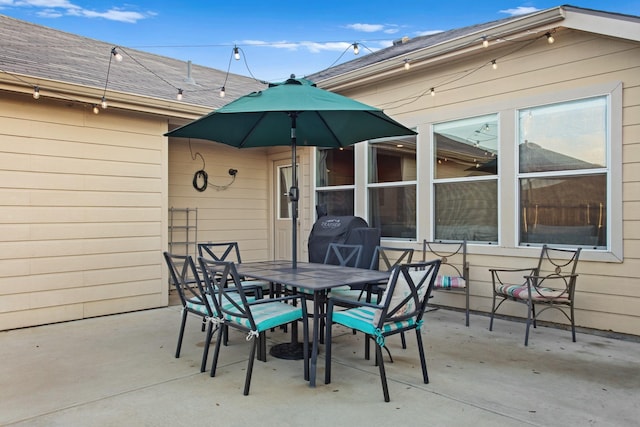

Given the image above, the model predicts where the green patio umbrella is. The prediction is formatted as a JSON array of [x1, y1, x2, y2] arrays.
[[166, 77, 416, 268]]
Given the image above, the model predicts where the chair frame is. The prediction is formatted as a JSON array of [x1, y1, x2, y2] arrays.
[[163, 252, 217, 372], [422, 240, 470, 326], [489, 245, 581, 346], [198, 257, 310, 396], [325, 260, 441, 402]]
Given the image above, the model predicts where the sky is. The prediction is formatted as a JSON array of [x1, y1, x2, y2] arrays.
[[1, 1, 638, 83]]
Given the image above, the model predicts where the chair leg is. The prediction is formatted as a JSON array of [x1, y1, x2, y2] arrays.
[[489, 294, 498, 331], [376, 344, 390, 402], [415, 329, 429, 384], [243, 338, 258, 396], [525, 301, 533, 346], [570, 304, 577, 342], [210, 326, 224, 377], [465, 287, 470, 327], [324, 317, 332, 384], [175, 308, 188, 358], [400, 332, 407, 349], [200, 320, 216, 372]]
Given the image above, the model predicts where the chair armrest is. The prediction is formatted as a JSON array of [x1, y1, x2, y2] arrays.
[[488, 267, 537, 273], [328, 296, 382, 310], [248, 294, 304, 306]]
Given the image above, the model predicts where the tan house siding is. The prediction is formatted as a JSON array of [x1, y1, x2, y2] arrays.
[[0, 93, 167, 330], [321, 28, 640, 335]]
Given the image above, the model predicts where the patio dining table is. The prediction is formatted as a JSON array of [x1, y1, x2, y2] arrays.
[[236, 260, 390, 387]]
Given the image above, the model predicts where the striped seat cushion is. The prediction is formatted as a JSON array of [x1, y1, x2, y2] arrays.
[[435, 275, 466, 289], [240, 279, 272, 290], [328, 285, 363, 300], [224, 302, 303, 332], [332, 306, 416, 337], [186, 293, 255, 317], [496, 284, 569, 301]]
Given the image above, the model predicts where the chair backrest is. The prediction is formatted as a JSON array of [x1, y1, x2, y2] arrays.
[[370, 246, 414, 272], [533, 245, 581, 296], [374, 260, 441, 325], [198, 257, 256, 330], [422, 240, 468, 281], [198, 242, 243, 263], [323, 243, 363, 268], [163, 251, 211, 313]]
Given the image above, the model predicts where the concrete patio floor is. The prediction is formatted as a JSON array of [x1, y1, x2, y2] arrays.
[[1, 305, 638, 427]]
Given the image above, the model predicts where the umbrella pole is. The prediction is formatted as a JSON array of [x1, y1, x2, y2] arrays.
[[290, 113, 299, 269]]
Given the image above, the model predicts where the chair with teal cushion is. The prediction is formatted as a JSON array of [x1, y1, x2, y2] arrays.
[[198, 257, 309, 396], [163, 252, 218, 372], [489, 245, 581, 346], [422, 240, 470, 326], [325, 260, 441, 402]]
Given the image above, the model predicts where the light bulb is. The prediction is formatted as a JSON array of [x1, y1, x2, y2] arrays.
[[177, 89, 183, 101], [111, 47, 123, 62], [93, 105, 100, 114], [33, 86, 40, 99], [353, 43, 359, 55], [220, 86, 226, 98], [101, 96, 107, 109], [482, 37, 489, 48], [404, 59, 411, 70], [233, 46, 240, 60], [492, 60, 498, 70], [546, 32, 555, 44], [430, 87, 435, 96]]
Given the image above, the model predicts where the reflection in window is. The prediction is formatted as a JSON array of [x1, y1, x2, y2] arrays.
[[368, 135, 417, 239], [433, 114, 498, 242], [518, 96, 608, 248], [316, 147, 354, 216]]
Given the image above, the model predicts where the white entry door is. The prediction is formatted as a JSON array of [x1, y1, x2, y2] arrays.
[[274, 159, 299, 261]]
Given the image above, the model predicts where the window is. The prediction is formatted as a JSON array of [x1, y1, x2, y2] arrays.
[[433, 114, 499, 242], [518, 96, 608, 248], [315, 147, 354, 216], [368, 135, 417, 239]]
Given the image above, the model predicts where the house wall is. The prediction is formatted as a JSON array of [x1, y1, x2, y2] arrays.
[[332, 29, 640, 336], [0, 92, 168, 330]]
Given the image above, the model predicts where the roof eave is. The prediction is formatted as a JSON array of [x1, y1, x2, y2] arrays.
[[318, 6, 567, 91]]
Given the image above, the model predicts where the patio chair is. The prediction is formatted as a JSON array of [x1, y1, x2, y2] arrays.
[[323, 243, 364, 298], [489, 245, 581, 346], [422, 240, 470, 326], [163, 252, 218, 372], [325, 260, 441, 402], [364, 246, 415, 358], [198, 257, 309, 396], [198, 242, 273, 295]]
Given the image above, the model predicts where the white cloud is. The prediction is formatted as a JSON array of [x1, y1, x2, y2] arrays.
[[347, 23, 385, 32], [499, 6, 539, 16], [241, 39, 353, 53], [1, 0, 151, 23]]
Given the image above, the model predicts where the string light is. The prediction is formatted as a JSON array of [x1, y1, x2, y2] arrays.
[[101, 96, 107, 109], [430, 87, 435, 96], [176, 88, 183, 101], [219, 86, 226, 98], [482, 36, 489, 48], [32, 85, 40, 99], [233, 46, 240, 60], [545, 32, 555, 44], [111, 47, 123, 62], [353, 43, 359, 55], [404, 59, 411, 70], [492, 60, 498, 70], [92, 105, 100, 114]]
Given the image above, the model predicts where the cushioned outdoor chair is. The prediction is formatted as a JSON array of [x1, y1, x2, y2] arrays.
[[323, 243, 364, 298], [489, 245, 581, 346], [198, 242, 273, 295], [422, 240, 470, 326], [364, 246, 415, 358], [163, 252, 218, 372], [198, 257, 309, 396], [325, 260, 441, 402]]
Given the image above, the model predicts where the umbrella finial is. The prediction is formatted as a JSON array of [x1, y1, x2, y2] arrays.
[[290, 74, 296, 79]]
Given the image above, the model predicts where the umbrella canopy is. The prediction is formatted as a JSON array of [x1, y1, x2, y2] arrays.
[[165, 77, 416, 267]]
